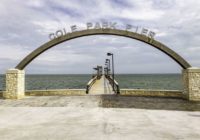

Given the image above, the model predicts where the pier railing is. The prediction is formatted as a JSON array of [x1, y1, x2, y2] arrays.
[[105, 75, 120, 94], [86, 76, 97, 94]]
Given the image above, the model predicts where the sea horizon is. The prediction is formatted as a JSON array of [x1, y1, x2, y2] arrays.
[[0, 74, 183, 91], [0, 73, 182, 75]]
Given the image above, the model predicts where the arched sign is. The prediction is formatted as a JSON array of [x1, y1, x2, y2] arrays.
[[15, 28, 191, 70]]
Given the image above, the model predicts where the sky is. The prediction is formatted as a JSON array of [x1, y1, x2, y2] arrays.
[[0, 0, 200, 74]]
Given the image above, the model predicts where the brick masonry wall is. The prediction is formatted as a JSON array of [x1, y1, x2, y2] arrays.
[[182, 68, 200, 101], [120, 89, 184, 98], [3, 69, 25, 99], [25, 89, 86, 96]]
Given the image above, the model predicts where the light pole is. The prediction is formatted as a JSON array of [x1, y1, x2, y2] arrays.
[[107, 52, 115, 92], [105, 62, 108, 76], [104, 67, 108, 76], [106, 59, 110, 75]]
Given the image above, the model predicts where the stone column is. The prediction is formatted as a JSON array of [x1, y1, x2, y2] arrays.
[[3, 69, 25, 99], [182, 67, 200, 101]]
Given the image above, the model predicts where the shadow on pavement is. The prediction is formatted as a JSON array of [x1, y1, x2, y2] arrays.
[[100, 95, 200, 111]]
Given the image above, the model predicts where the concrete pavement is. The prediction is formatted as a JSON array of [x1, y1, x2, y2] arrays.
[[0, 96, 200, 140], [0, 107, 200, 140], [89, 76, 114, 94]]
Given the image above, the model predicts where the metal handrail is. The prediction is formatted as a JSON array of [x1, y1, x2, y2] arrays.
[[105, 75, 120, 94], [86, 76, 97, 94]]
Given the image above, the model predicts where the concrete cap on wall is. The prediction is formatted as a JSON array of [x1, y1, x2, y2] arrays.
[[6, 69, 25, 74]]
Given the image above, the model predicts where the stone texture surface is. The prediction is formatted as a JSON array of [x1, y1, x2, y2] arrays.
[[120, 89, 184, 98], [183, 67, 200, 101], [24, 89, 184, 99], [3, 69, 25, 99], [26, 89, 86, 96]]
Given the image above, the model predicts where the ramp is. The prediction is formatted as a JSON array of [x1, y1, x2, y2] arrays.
[[89, 76, 114, 94]]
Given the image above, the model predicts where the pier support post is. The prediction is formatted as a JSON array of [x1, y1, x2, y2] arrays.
[[3, 69, 25, 99], [182, 67, 200, 101]]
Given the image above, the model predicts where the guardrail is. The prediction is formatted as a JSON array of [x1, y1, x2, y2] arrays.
[[105, 75, 120, 94], [86, 76, 97, 94]]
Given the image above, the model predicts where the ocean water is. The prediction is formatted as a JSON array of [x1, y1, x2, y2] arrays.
[[0, 74, 183, 91], [116, 74, 183, 90]]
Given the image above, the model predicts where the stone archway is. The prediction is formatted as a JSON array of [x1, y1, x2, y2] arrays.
[[15, 29, 191, 70], [4, 28, 200, 101]]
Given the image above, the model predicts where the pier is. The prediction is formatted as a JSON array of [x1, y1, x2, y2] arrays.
[[0, 24, 200, 140], [1, 1, 200, 139], [87, 75, 114, 94], [1, 28, 200, 101], [86, 62, 120, 95]]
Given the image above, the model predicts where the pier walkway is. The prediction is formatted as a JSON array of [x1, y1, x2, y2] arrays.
[[89, 75, 114, 94]]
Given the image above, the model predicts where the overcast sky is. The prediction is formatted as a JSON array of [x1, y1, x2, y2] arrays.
[[0, 0, 200, 74]]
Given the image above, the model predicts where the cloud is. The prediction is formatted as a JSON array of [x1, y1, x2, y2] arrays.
[[0, 0, 200, 74]]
